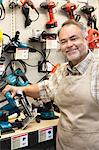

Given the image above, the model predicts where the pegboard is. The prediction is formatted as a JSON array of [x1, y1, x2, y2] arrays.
[[0, 0, 99, 83]]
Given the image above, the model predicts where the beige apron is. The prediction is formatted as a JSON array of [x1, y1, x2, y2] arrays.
[[54, 59, 99, 150]]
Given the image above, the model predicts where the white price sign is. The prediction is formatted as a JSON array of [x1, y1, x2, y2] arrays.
[[11, 133, 28, 150], [46, 40, 57, 50], [38, 127, 53, 143], [0, 64, 5, 75], [15, 48, 29, 60]]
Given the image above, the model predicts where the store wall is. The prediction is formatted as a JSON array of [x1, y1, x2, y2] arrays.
[[0, 0, 99, 83]]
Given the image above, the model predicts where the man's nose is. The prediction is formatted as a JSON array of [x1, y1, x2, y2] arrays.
[[67, 40, 73, 47]]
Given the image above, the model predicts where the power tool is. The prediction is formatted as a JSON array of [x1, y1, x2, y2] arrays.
[[0, 90, 37, 133], [17, 0, 39, 14], [80, 1, 98, 30], [9, 0, 39, 27], [0, 28, 3, 57], [40, 1, 57, 29], [41, 31, 57, 40], [29, 30, 57, 42], [0, 0, 5, 20], [32, 101, 59, 120], [20, 0, 39, 27], [0, 110, 13, 134], [87, 28, 99, 50], [0, 68, 30, 92], [9, 0, 39, 14], [3, 31, 37, 55], [4, 31, 29, 53], [4, 31, 20, 53], [22, 5, 32, 27], [61, 0, 80, 22]]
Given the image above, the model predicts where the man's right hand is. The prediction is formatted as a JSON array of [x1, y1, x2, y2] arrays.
[[2, 85, 23, 98]]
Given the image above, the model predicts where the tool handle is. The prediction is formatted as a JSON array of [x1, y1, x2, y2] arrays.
[[5, 91, 16, 107]]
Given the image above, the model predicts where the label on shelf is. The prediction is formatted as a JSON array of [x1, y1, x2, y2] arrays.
[[11, 133, 28, 150], [38, 127, 53, 143]]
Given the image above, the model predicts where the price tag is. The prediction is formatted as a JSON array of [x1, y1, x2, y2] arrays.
[[0, 63, 5, 76], [46, 40, 57, 50], [11, 133, 28, 150], [15, 48, 29, 60], [38, 127, 53, 143]]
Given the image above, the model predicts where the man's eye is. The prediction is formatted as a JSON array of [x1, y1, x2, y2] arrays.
[[60, 40, 67, 44], [71, 37, 78, 41]]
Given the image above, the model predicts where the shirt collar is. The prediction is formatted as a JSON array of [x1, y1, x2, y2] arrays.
[[67, 50, 94, 75]]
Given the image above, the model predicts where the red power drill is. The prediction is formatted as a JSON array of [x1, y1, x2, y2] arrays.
[[87, 28, 99, 50], [61, 0, 80, 21], [40, 1, 57, 29]]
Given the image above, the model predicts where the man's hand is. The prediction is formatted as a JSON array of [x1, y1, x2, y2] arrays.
[[2, 84, 40, 99], [2, 85, 22, 97]]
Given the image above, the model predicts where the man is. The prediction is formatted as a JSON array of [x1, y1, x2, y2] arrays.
[[2, 20, 99, 150]]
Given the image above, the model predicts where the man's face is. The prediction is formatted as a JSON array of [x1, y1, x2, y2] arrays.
[[59, 24, 88, 66]]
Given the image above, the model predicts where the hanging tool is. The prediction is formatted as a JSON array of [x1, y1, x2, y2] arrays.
[[79, 0, 98, 30], [0, 0, 5, 20], [9, 0, 39, 27], [40, 1, 57, 29], [0, 68, 30, 92], [41, 31, 57, 40], [9, 0, 18, 8], [9, 0, 39, 14], [36, 31, 57, 73], [61, 0, 80, 22], [18, 0, 39, 14], [29, 30, 57, 42], [4, 31, 20, 53], [3, 31, 36, 59], [4, 31, 29, 53], [20, 0, 39, 27], [22, 5, 32, 27], [87, 28, 99, 50], [0, 28, 3, 57]]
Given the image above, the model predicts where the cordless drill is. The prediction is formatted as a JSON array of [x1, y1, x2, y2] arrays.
[[61, 0, 80, 21], [80, 2, 98, 29], [87, 28, 99, 50], [40, 1, 57, 29]]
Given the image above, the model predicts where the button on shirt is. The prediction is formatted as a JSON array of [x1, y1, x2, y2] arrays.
[[38, 50, 98, 103]]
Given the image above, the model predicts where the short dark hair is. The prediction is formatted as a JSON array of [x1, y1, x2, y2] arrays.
[[58, 19, 88, 38]]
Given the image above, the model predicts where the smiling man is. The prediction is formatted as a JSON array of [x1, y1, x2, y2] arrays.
[[2, 20, 99, 150], [59, 20, 89, 66]]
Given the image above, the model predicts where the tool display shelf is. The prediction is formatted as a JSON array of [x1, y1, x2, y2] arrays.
[[0, 112, 60, 150]]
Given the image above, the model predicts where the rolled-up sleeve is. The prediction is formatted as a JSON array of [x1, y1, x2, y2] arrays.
[[38, 64, 66, 103]]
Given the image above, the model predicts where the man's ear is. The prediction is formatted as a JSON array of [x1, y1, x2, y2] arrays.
[[85, 35, 89, 44], [84, 35, 89, 49]]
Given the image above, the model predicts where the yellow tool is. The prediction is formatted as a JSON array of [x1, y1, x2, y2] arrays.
[[0, 28, 3, 43], [0, 28, 3, 57]]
